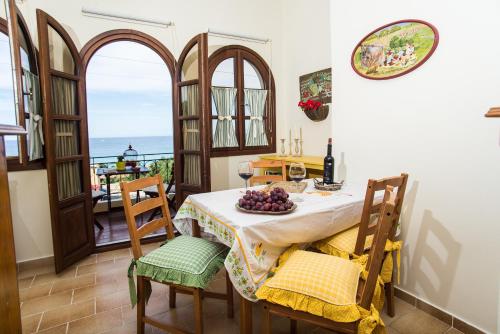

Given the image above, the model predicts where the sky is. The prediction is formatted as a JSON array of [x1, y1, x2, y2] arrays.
[[86, 41, 173, 138]]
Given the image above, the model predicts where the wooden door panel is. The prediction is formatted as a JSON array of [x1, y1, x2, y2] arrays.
[[174, 34, 211, 205], [59, 202, 91, 256], [37, 9, 93, 272]]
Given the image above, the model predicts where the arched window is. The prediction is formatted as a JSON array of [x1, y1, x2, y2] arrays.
[[208, 46, 275, 156]]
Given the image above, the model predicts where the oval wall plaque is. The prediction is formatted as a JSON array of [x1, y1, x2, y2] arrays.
[[351, 19, 439, 80]]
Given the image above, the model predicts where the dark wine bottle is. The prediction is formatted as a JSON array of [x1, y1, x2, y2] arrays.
[[323, 138, 334, 184]]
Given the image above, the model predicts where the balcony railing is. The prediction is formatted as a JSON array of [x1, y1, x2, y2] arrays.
[[90, 152, 174, 192]]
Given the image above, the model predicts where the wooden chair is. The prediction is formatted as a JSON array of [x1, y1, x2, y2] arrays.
[[313, 173, 408, 317], [121, 175, 234, 334], [249, 160, 287, 186], [259, 186, 398, 334]]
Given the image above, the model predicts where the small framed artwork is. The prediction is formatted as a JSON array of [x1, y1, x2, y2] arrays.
[[351, 20, 439, 80], [299, 68, 332, 104]]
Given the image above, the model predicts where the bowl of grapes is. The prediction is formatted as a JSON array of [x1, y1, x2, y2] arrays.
[[236, 187, 296, 215]]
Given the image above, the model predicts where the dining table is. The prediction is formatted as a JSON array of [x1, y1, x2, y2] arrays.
[[173, 179, 376, 334]]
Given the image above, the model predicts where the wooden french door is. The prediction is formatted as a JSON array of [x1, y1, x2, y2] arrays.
[[37, 10, 93, 272], [174, 34, 211, 203]]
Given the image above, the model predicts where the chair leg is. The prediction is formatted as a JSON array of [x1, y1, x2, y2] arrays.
[[262, 304, 271, 334], [94, 218, 104, 230], [194, 288, 203, 334], [385, 282, 395, 317], [290, 319, 297, 334], [137, 276, 146, 334], [169, 286, 176, 308], [226, 271, 234, 318]]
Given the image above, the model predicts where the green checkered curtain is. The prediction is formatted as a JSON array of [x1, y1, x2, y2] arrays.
[[211, 87, 238, 148], [245, 88, 268, 146], [24, 70, 44, 160]]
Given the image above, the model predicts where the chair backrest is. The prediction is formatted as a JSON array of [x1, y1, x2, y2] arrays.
[[249, 160, 287, 186], [353, 173, 408, 256], [357, 186, 397, 309], [120, 174, 175, 259]]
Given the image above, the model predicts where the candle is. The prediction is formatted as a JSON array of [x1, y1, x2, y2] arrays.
[[300, 127, 302, 141]]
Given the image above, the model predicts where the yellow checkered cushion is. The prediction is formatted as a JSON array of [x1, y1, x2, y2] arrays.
[[258, 250, 362, 306], [315, 226, 374, 257]]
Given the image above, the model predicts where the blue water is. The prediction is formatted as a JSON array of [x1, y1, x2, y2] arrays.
[[4, 136, 174, 164], [89, 136, 173, 164]]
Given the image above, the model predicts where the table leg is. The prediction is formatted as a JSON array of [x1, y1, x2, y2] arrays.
[[240, 297, 253, 334], [106, 175, 111, 212], [192, 219, 201, 238]]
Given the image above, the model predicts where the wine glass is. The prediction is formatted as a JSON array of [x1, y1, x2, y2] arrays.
[[289, 162, 306, 192], [238, 161, 254, 189]]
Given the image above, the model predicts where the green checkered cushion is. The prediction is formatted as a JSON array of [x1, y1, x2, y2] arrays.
[[136, 235, 228, 289]]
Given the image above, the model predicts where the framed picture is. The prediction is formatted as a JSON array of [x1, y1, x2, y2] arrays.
[[351, 20, 439, 80], [299, 68, 332, 104]]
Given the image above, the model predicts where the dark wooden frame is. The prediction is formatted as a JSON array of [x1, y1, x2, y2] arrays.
[[80, 30, 177, 251], [351, 19, 439, 80], [121, 175, 234, 334], [2, 2, 45, 171], [261, 187, 398, 334], [0, 124, 25, 333], [208, 45, 276, 157], [174, 33, 212, 204], [37, 9, 94, 272]]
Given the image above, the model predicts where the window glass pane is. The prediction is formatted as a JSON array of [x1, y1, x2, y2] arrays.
[[181, 84, 199, 117], [51, 76, 77, 115], [244, 60, 263, 89], [183, 154, 200, 186], [211, 58, 234, 87], [48, 25, 75, 74], [18, 25, 31, 71], [5, 136, 18, 156], [0, 32, 18, 156], [55, 120, 80, 157], [182, 120, 200, 150], [56, 161, 82, 200], [181, 44, 198, 81]]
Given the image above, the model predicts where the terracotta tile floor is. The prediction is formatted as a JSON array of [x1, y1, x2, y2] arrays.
[[18, 243, 464, 334]]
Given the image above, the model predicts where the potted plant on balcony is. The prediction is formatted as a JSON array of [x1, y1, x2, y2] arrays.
[[116, 155, 125, 171], [298, 98, 329, 122]]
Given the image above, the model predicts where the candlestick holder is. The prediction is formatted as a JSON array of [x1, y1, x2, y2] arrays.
[[288, 137, 293, 156], [299, 140, 303, 157], [293, 138, 300, 157], [279, 138, 287, 156]]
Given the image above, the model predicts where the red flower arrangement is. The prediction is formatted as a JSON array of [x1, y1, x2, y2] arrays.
[[298, 99, 322, 111]]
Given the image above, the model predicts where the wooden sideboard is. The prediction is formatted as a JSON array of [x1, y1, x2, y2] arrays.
[[259, 154, 324, 179], [0, 124, 25, 333]]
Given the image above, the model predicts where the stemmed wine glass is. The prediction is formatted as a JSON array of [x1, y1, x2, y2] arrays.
[[238, 161, 254, 189], [289, 162, 306, 193]]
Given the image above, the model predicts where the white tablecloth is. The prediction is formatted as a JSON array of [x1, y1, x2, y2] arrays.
[[173, 180, 371, 301]]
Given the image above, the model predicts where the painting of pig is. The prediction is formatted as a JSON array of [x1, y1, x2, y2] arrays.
[[351, 20, 439, 80]]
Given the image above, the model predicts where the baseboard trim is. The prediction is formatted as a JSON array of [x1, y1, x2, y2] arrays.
[[394, 287, 488, 334], [17, 255, 54, 275]]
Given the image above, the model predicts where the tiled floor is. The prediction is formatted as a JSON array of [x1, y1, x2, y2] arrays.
[[18, 243, 464, 334]]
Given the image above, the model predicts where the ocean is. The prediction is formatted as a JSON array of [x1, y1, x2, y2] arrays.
[[5, 136, 174, 164]]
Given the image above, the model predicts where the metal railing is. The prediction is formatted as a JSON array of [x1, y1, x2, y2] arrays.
[[90, 152, 174, 191]]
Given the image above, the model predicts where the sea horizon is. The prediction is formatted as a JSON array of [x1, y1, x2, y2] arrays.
[[5, 135, 174, 163]]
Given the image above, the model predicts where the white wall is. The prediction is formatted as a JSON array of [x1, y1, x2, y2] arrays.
[[281, 0, 332, 156], [330, 1, 500, 333]]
